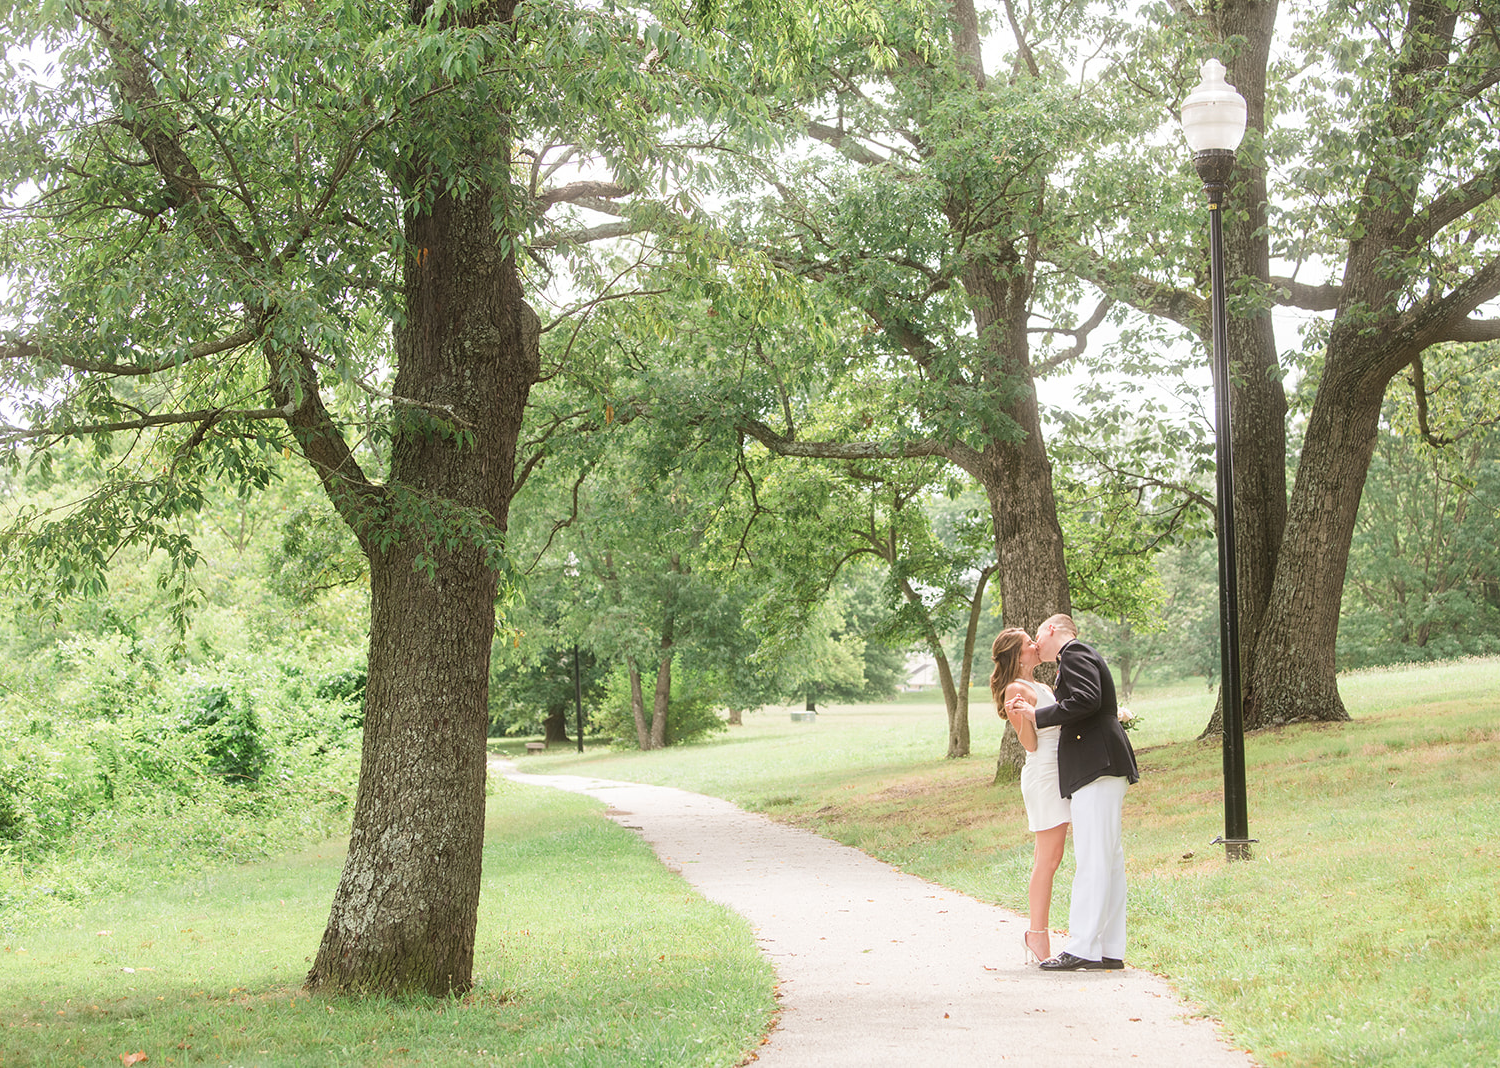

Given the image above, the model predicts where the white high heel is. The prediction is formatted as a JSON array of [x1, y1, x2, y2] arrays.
[[1024, 929, 1049, 964]]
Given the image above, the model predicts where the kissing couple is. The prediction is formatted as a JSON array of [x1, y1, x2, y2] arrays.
[[990, 614, 1139, 970]]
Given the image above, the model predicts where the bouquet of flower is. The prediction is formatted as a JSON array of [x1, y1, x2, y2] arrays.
[[1117, 706, 1139, 732]]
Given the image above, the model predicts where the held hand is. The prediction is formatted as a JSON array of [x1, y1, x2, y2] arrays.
[[1005, 694, 1036, 724]]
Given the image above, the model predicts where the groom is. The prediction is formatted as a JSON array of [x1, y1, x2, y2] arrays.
[[1007, 613, 1138, 971]]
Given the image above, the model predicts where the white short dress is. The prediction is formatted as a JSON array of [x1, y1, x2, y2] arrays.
[[1019, 681, 1071, 832]]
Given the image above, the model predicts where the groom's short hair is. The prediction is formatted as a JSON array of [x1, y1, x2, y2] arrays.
[[1041, 613, 1078, 638]]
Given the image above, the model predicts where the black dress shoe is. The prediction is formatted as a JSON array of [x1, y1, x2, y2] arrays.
[[1038, 952, 1125, 971], [1039, 952, 1102, 971]]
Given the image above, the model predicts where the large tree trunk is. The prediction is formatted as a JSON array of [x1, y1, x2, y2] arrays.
[[1243, 359, 1383, 724], [975, 434, 1069, 777], [1200, 0, 1287, 738], [542, 708, 570, 745], [1241, 0, 1483, 728], [968, 265, 1072, 631], [957, 257, 1073, 775], [308, 538, 497, 995], [306, 26, 538, 989]]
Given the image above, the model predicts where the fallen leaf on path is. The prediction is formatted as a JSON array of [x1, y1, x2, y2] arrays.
[[121, 1052, 148, 1066]]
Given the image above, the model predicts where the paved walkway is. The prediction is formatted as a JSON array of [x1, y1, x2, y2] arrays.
[[499, 765, 1260, 1068]]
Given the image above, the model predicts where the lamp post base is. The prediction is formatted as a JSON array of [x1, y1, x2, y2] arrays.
[[1213, 836, 1257, 862]]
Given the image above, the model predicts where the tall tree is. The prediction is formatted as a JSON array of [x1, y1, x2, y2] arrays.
[[0, 0, 791, 994], [1064, 0, 1498, 729], [730, 455, 995, 755], [1247, 0, 1500, 723], [704, 0, 1132, 765], [744, 23, 1078, 630], [1051, 0, 1286, 733]]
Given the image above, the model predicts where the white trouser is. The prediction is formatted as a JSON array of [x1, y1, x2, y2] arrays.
[[1064, 774, 1129, 961]]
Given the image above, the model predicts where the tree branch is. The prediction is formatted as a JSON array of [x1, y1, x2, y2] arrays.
[[1442, 315, 1500, 342], [2, 406, 287, 443], [804, 121, 889, 167], [1, 325, 262, 376], [536, 181, 631, 208], [1029, 297, 1115, 374], [1001, 0, 1041, 79], [83, 9, 260, 267], [1269, 276, 1343, 311], [1404, 254, 1500, 353], [1399, 158, 1500, 249], [1407, 353, 1500, 447], [739, 417, 954, 463], [530, 219, 654, 249], [524, 463, 592, 574], [1055, 244, 1209, 335]]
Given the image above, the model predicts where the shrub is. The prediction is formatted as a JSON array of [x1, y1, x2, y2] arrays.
[[184, 685, 269, 784]]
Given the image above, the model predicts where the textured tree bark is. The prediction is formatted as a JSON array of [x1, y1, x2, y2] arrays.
[[626, 656, 651, 750], [306, 0, 538, 986], [982, 431, 1070, 775], [542, 708, 571, 745], [1240, 0, 1496, 728], [651, 647, 672, 749], [960, 258, 1073, 775], [307, 537, 497, 995], [1242, 359, 1383, 724], [1200, 0, 1287, 737]]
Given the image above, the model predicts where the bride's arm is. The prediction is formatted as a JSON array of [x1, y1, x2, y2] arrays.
[[1002, 681, 1039, 752]]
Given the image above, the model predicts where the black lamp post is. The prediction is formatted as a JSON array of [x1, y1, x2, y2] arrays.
[[1182, 58, 1253, 862]]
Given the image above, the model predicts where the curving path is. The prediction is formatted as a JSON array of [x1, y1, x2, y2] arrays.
[[498, 764, 1260, 1068]]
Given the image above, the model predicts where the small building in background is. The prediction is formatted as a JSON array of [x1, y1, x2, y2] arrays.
[[901, 653, 939, 691]]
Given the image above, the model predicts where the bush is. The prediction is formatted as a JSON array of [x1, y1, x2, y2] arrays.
[[315, 666, 367, 728], [184, 685, 269, 784], [0, 649, 364, 933]]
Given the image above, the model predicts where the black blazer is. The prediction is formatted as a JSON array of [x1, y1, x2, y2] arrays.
[[1033, 639, 1139, 799]]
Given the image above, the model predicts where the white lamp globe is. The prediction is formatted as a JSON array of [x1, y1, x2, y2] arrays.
[[1181, 58, 1248, 154]]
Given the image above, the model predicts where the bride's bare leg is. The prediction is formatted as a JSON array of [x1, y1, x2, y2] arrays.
[[1027, 823, 1070, 960]]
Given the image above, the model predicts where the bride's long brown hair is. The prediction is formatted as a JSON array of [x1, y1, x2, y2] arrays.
[[988, 627, 1031, 711]]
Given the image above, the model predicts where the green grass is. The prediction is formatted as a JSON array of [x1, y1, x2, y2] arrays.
[[528, 658, 1500, 1068], [0, 780, 775, 1067], [7, 659, 1498, 1067]]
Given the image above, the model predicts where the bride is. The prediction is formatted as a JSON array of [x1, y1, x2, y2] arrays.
[[989, 627, 1071, 964]]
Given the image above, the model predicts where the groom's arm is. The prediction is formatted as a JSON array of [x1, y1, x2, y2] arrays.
[[1033, 647, 1104, 729]]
